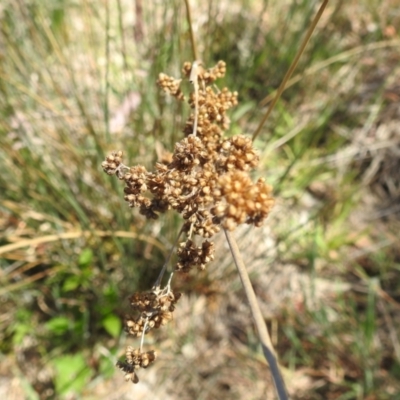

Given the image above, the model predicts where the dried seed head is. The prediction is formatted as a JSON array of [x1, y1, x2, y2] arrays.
[[123, 285, 182, 337], [103, 61, 273, 233], [104, 60, 276, 384], [157, 73, 184, 100], [117, 349, 157, 383], [183, 60, 227, 84], [210, 171, 275, 229], [102, 151, 128, 178], [175, 239, 215, 272]]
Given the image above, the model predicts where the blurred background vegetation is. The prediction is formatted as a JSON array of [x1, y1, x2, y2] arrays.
[[1, 0, 400, 399]]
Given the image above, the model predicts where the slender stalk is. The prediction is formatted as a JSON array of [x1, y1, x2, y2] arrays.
[[104, 0, 111, 142], [154, 226, 184, 287], [259, 39, 400, 108], [252, 0, 329, 141], [140, 319, 148, 352], [184, 0, 198, 61], [224, 229, 289, 400]]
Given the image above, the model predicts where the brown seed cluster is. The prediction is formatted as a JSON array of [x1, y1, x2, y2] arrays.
[[183, 86, 238, 135], [102, 61, 274, 255], [212, 172, 274, 231], [157, 73, 184, 100], [116, 285, 180, 384], [182, 60, 227, 85], [124, 286, 181, 337], [116, 347, 157, 383], [103, 61, 275, 383], [176, 239, 215, 272], [102, 150, 126, 178]]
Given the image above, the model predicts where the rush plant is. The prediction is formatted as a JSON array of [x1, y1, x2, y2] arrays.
[[102, 1, 328, 399], [102, 59, 277, 382]]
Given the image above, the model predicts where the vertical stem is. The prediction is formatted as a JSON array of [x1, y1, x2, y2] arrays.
[[189, 60, 201, 136], [140, 319, 148, 352], [133, 0, 144, 42], [154, 226, 184, 287], [104, 0, 111, 142], [224, 229, 289, 400], [252, 0, 329, 141], [184, 0, 198, 61]]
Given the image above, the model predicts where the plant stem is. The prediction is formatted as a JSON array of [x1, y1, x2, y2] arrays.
[[154, 226, 184, 287], [224, 229, 289, 400], [184, 0, 198, 61], [252, 0, 329, 141]]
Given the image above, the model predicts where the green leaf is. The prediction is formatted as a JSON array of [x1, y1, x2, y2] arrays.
[[62, 276, 80, 292], [78, 248, 93, 267], [12, 323, 31, 346], [45, 317, 70, 335], [102, 314, 121, 338], [52, 354, 91, 396]]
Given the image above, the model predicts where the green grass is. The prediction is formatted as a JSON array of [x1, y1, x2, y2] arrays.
[[1, 0, 400, 398]]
